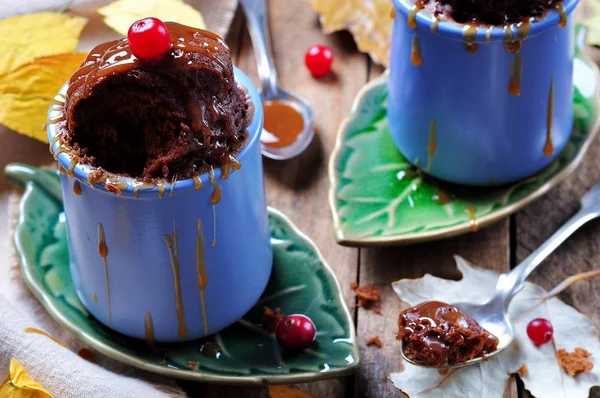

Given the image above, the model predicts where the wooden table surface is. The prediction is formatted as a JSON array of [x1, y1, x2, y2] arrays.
[[181, 1, 600, 397], [0, 1, 598, 397]]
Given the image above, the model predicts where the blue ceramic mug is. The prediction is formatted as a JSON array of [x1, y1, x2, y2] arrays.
[[388, 0, 579, 185], [47, 68, 273, 342]]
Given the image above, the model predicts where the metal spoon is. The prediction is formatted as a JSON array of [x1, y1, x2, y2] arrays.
[[402, 181, 600, 369], [240, 0, 315, 160]]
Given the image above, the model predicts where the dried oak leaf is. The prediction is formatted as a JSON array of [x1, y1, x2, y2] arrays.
[[0, 12, 87, 74], [0, 53, 87, 141], [390, 256, 600, 398], [0, 358, 52, 397], [98, 0, 205, 36], [308, 0, 393, 66]]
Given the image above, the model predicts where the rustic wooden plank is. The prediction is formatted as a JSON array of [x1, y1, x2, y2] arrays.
[[185, 1, 366, 396], [353, 60, 516, 396]]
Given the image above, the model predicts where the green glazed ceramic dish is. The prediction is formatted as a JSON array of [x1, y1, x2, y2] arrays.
[[329, 26, 600, 247], [6, 164, 359, 385]]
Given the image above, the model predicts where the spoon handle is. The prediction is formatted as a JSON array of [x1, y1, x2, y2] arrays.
[[240, 0, 279, 98], [495, 208, 599, 308]]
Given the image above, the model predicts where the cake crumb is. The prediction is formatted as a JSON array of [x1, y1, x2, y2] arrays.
[[350, 283, 381, 314], [557, 348, 593, 377], [188, 361, 198, 371], [366, 336, 382, 348], [517, 364, 528, 377], [263, 307, 285, 333]]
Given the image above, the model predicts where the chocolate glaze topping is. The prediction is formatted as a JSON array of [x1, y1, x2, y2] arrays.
[[397, 301, 499, 367], [61, 22, 253, 181]]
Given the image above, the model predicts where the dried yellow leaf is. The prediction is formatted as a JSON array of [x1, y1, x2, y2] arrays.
[[0, 12, 87, 75], [0, 53, 86, 142], [0, 358, 53, 398], [98, 0, 206, 36], [308, 0, 393, 66]]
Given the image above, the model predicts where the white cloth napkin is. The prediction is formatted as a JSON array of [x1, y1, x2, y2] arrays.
[[0, 192, 186, 397]]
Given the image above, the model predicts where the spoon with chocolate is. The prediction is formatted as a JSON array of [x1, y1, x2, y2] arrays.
[[240, 0, 315, 159], [398, 181, 600, 369]]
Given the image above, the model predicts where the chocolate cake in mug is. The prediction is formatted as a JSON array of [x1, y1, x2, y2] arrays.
[[47, 20, 272, 342]]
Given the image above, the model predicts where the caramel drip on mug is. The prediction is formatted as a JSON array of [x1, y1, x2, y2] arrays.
[[67, 158, 78, 177], [193, 175, 203, 190], [58, 164, 67, 175], [485, 26, 493, 43], [509, 54, 522, 96], [145, 312, 156, 345], [230, 155, 241, 171], [169, 177, 177, 198], [49, 134, 61, 154], [544, 78, 555, 157], [410, 34, 423, 66], [197, 219, 209, 335], [87, 174, 97, 189], [49, 93, 66, 106], [45, 114, 66, 127], [503, 25, 521, 53], [431, 18, 440, 34], [426, 120, 436, 172], [104, 177, 128, 195], [157, 181, 166, 199], [98, 224, 112, 325], [131, 180, 154, 198], [517, 20, 531, 40], [463, 25, 478, 54], [408, 4, 423, 29], [53, 146, 68, 160], [466, 206, 478, 232], [164, 226, 188, 339], [390, 7, 396, 19], [92, 293, 98, 302], [554, 2, 567, 27], [209, 167, 220, 247], [73, 180, 82, 195]]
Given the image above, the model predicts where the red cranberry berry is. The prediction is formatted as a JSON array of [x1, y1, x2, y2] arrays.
[[526, 318, 553, 346], [276, 314, 316, 350], [127, 17, 172, 61], [305, 45, 333, 78]]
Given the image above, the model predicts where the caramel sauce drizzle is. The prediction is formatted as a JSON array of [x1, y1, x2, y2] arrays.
[[73, 180, 82, 195], [431, 18, 440, 34], [67, 158, 78, 178], [53, 146, 68, 161], [49, 94, 66, 105], [209, 167, 219, 247], [544, 78, 555, 157], [410, 34, 423, 66], [390, 7, 396, 19], [87, 174, 97, 189], [44, 114, 66, 128], [193, 175, 203, 190], [131, 180, 154, 198], [230, 155, 241, 171], [49, 134, 61, 154], [58, 164, 67, 175], [164, 223, 188, 339], [463, 25, 478, 54], [408, 4, 424, 29], [170, 177, 177, 198], [145, 312, 156, 345], [426, 120, 436, 172], [485, 26, 493, 43], [554, 2, 567, 27], [509, 54, 522, 96], [157, 181, 166, 199], [197, 219, 209, 335], [92, 292, 98, 302], [503, 25, 521, 53], [98, 224, 112, 325], [466, 206, 478, 232]]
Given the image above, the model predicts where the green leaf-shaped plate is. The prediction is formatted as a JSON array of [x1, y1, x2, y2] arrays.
[[329, 26, 600, 247], [7, 164, 359, 385]]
